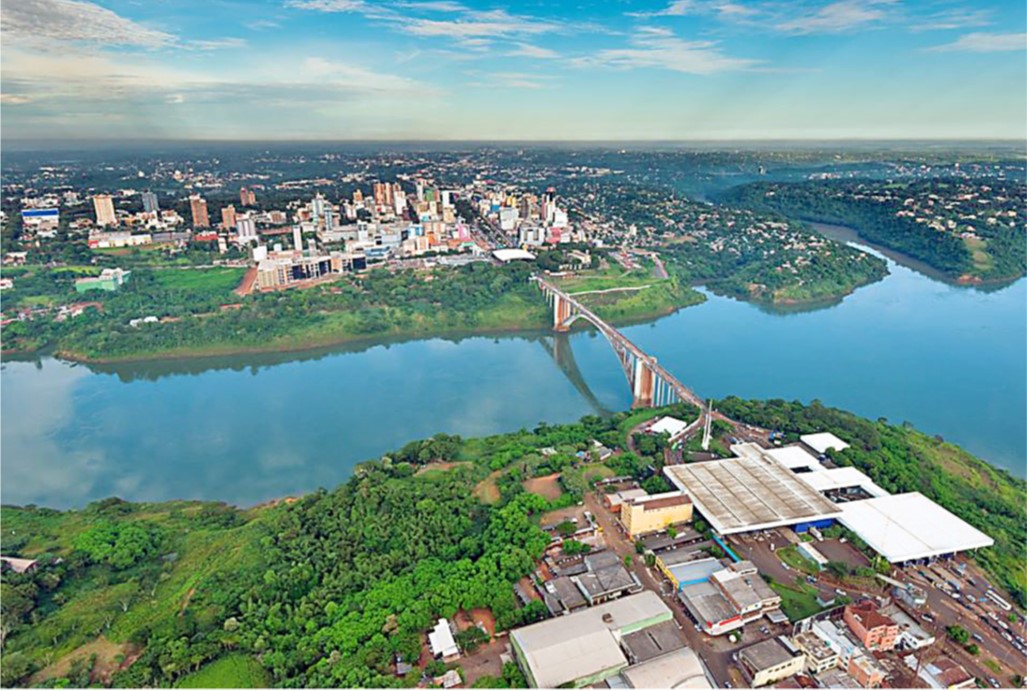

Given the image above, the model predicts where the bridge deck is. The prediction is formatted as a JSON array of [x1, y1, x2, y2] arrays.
[[534, 276, 706, 413]]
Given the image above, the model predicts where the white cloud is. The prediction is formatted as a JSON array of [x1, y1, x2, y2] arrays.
[[507, 43, 560, 59], [777, 0, 893, 34], [911, 8, 992, 32], [574, 27, 760, 74], [398, 9, 559, 39], [630, 0, 756, 20], [926, 32, 1026, 53], [1, 0, 174, 47], [188, 38, 249, 50], [284, 0, 366, 12], [0, 94, 34, 105]]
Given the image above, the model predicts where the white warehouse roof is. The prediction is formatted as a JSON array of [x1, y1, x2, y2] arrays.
[[493, 248, 536, 262], [650, 416, 689, 438], [800, 432, 850, 455], [765, 446, 823, 472], [510, 592, 671, 689], [796, 467, 890, 498], [837, 493, 994, 563]]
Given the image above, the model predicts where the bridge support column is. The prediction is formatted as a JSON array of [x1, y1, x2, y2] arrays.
[[553, 293, 571, 332], [633, 359, 655, 408]]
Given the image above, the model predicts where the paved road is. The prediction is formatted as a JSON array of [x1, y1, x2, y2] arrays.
[[583, 492, 738, 686]]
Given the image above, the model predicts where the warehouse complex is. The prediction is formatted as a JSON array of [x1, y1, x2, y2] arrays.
[[664, 437, 994, 565], [509, 592, 712, 688]]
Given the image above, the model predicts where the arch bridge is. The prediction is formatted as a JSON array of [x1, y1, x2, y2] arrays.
[[533, 276, 708, 435]]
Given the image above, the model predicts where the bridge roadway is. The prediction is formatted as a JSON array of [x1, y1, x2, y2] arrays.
[[532, 275, 708, 435]]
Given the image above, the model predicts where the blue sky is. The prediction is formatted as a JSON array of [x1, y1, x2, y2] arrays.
[[1, 0, 1025, 140]]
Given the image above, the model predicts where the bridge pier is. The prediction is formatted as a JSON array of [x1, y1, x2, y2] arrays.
[[553, 293, 572, 332], [632, 359, 655, 408]]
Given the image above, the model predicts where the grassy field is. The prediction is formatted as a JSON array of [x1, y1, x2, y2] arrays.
[[152, 267, 246, 294], [769, 581, 824, 622], [778, 545, 820, 575], [175, 654, 270, 688]]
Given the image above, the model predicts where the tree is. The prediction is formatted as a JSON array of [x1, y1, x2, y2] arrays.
[[947, 625, 970, 645]]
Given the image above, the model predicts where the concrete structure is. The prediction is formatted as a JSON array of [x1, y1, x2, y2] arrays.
[[221, 204, 237, 230], [797, 541, 828, 571], [880, 605, 935, 651], [141, 191, 159, 213], [791, 631, 839, 674], [664, 451, 841, 535], [836, 493, 994, 563], [794, 467, 889, 499], [93, 194, 117, 227], [604, 488, 648, 513], [844, 601, 898, 652], [509, 592, 672, 688], [765, 446, 823, 472], [21, 208, 60, 234], [75, 268, 131, 293], [576, 551, 643, 605], [738, 637, 806, 688], [189, 194, 210, 228], [800, 433, 850, 456], [428, 618, 459, 661], [917, 656, 975, 689], [535, 276, 706, 415], [847, 654, 886, 689], [621, 491, 692, 537], [657, 553, 722, 591], [620, 648, 712, 689], [678, 561, 781, 635]]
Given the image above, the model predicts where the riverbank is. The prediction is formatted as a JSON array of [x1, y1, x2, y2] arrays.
[[12, 282, 704, 365]]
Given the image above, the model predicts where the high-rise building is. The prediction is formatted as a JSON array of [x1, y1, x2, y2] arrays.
[[141, 191, 159, 213], [236, 217, 257, 241], [311, 194, 326, 226], [189, 195, 210, 228], [221, 205, 237, 230], [292, 225, 303, 252], [240, 187, 256, 206], [353, 189, 364, 204], [93, 194, 117, 227], [373, 182, 387, 206], [323, 208, 335, 231]]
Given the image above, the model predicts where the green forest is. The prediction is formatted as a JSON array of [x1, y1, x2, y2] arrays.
[[720, 180, 1027, 282], [2, 261, 704, 362], [715, 397, 1027, 608], [0, 405, 692, 688]]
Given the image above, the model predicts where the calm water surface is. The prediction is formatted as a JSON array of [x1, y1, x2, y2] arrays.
[[3, 245, 1024, 508]]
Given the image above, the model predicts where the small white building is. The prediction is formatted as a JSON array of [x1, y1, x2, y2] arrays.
[[428, 618, 460, 661], [800, 432, 850, 456]]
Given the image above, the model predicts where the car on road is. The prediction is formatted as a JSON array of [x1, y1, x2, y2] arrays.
[[972, 633, 984, 642], [988, 678, 1000, 688]]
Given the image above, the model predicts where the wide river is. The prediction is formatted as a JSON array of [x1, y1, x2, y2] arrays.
[[3, 238, 1025, 509]]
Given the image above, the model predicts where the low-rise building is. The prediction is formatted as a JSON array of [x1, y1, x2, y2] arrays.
[[657, 552, 722, 591], [847, 654, 885, 688], [75, 268, 131, 293], [576, 551, 643, 605], [621, 491, 692, 537], [917, 656, 975, 690], [844, 601, 899, 651], [678, 561, 782, 635], [738, 637, 806, 688], [509, 592, 673, 688], [604, 488, 648, 513], [428, 618, 460, 662], [791, 631, 839, 674], [880, 604, 935, 651]]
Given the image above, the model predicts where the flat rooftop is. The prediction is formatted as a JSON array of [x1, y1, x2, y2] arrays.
[[664, 451, 841, 534], [800, 432, 850, 455], [765, 446, 823, 471], [621, 620, 687, 663], [739, 637, 799, 672], [678, 581, 737, 627], [795, 467, 889, 497], [668, 558, 724, 586], [621, 648, 712, 689], [510, 592, 671, 689], [837, 492, 994, 562]]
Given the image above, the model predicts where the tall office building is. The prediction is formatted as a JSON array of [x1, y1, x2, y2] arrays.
[[221, 205, 237, 230], [141, 191, 159, 213], [189, 195, 210, 228], [311, 194, 327, 226], [240, 187, 256, 206], [93, 194, 117, 227], [373, 182, 387, 206], [236, 217, 257, 241], [323, 208, 335, 231]]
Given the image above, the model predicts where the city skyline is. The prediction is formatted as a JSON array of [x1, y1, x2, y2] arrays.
[[1, 0, 1025, 141]]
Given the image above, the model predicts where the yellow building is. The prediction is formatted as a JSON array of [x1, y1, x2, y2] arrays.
[[621, 491, 692, 538]]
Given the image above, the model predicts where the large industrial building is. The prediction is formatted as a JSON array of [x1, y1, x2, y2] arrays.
[[664, 436, 994, 566], [509, 591, 711, 689], [663, 445, 841, 535], [621, 491, 692, 537], [833, 493, 993, 563]]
